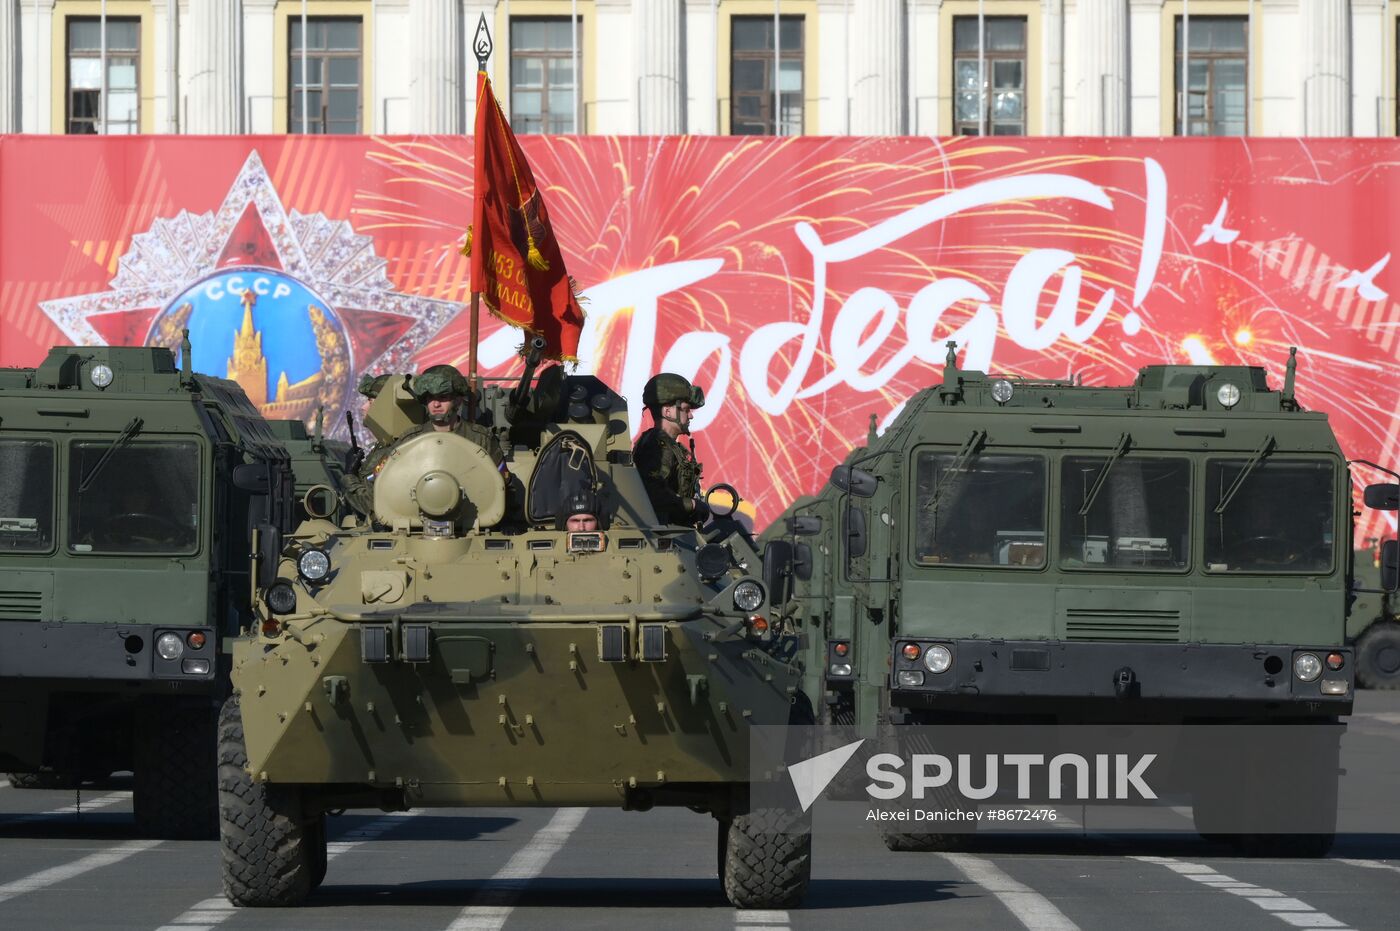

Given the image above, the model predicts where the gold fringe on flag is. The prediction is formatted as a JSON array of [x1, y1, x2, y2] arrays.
[[460, 225, 473, 257]]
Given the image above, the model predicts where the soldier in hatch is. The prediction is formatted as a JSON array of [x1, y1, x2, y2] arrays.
[[633, 373, 709, 528], [343, 364, 505, 517]]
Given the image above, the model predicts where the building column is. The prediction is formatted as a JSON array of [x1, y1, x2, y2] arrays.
[[1, 0, 17, 132], [409, 0, 463, 133], [1302, 0, 1350, 135], [1041, 0, 1064, 135], [185, 0, 242, 133], [635, 0, 683, 133], [1075, 0, 1128, 134], [850, 0, 903, 134]]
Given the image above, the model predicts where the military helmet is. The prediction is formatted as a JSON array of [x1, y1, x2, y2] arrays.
[[413, 364, 469, 399], [357, 372, 393, 399], [642, 373, 695, 411]]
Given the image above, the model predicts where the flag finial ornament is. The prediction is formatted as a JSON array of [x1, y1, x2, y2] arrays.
[[473, 13, 493, 69]]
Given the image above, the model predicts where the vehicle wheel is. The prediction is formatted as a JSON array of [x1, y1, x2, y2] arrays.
[[308, 813, 328, 891], [881, 828, 972, 852], [134, 700, 219, 840], [718, 806, 811, 909], [218, 694, 313, 907], [1356, 622, 1400, 690]]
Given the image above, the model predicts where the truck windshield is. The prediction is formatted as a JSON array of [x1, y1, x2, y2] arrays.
[[1205, 459, 1335, 572], [913, 452, 1045, 568], [1060, 457, 1190, 570], [0, 439, 55, 552], [68, 440, 200, 554]]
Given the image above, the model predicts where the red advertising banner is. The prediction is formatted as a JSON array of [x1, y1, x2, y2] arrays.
[[1, 135, 1397, 537]]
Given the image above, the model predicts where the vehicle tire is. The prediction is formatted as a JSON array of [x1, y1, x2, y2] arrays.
[[134, 700, 219, 840], [1356, 622, 1400, 690], [308, 813, 328, 891], [718, 806, 811, 909], [880, 828, 972, 852], [218, 694, 313, 907]]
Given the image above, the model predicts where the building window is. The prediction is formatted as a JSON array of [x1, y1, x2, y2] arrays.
[[1175, 16, 1247, 136], [66, 18, 140, 134], [511, 18, 581, 134], [952, 17, 1027, 136], [730, 16, 804, 135], [289, 18, 362, 134]]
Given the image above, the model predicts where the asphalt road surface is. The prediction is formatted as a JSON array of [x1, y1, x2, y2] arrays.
[[6, 692, 1400, 931]]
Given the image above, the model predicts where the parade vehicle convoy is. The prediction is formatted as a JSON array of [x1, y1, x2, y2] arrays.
[[769, 344, 1399, 853], [221, 367, 811, 909], [0, 343, 348, 837]]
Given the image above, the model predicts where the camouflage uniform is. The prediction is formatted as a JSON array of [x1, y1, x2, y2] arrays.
[[633, 373, 706, 526], [343, 366, 504, 517]]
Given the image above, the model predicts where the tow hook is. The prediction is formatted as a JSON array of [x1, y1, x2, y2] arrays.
[[1113, 666, 1139, 700]]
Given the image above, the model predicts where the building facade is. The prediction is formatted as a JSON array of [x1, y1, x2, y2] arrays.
[[1, 0, 1397, 136]]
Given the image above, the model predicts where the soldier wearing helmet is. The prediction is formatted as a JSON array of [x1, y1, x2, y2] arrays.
[[344, 364, 505, 517], [633, 373, 708, 527]]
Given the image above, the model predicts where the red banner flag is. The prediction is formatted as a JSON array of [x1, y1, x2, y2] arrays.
[[466, 70, 585, 360]]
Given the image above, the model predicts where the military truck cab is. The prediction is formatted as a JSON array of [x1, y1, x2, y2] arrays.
[[0, 344, 299, 836], [814, 347, 1395, 723]]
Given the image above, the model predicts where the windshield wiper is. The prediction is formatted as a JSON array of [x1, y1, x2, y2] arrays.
[[1078, 432, 1132, 516], [922, 429, 986, 515], [78, 417, 143, 493], [1214, 434, 1275, 514]]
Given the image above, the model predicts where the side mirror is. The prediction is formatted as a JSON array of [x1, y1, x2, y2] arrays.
[[829, 465, 878, 498], [1364, 483, 1400, 511], [844, 506, 868, 559], [794, 543, 813, 582], [763, 540, 794, 607], [1382, 539, 1399, 593], [232, 462, 270, 494], [255, 522, 282, 589], [786, 515, 822, 536]]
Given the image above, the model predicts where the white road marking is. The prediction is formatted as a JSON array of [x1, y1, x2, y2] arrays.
[[1131, 856, 1354, 930], [446, 807, 587, 931], [1333, 857, 1400, 875], [0, 791, 131, 825], [153, 809, 423, 931], [736, 908, 790, 929], [940, 853, 1080, 931], [1353, 711, 1400, 725], [0, 839, 161, 903]]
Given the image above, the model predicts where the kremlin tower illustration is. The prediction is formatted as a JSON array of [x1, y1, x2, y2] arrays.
[[224, 288, 326, 420]]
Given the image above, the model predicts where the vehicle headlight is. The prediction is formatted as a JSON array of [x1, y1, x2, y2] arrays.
[[1293, 652, 1323, 682], [298, 547, 331, 582], [1216, 383, 1241, 409], [923, 644, 953, 674], [265, 581, 298, 615], [89, 363, 114, 389], [732, 580, 765, 613], [990, 379, 1014, 404], [156, 632, 184, 661]]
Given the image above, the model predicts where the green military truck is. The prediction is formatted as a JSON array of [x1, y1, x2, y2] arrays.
[[219, 368, 811, 908], [1350, 544, 1400, 688], [769, 345, 1398, 852], [0, 343, 336, 838]]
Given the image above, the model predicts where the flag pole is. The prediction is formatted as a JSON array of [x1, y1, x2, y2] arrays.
[[469, 14, 493, 419]]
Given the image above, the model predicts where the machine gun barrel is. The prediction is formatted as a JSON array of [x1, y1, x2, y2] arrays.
[[508, 337, 549, 423]]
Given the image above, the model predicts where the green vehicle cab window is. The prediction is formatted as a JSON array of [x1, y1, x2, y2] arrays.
[[913, 451, 1046, 568], [0, 438, 56, 553], [1060, 456, 1191, 571], [1204, 458, 1335, 573], [67, 440, 200, 554]]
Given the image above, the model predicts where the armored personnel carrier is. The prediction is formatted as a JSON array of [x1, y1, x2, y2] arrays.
[[0, 343, 332, 837], [220, 366, 811, 908], [768, 344, 1398, 854]]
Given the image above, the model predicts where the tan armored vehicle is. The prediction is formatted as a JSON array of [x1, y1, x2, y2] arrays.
[[219, 366, 811, 908]]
